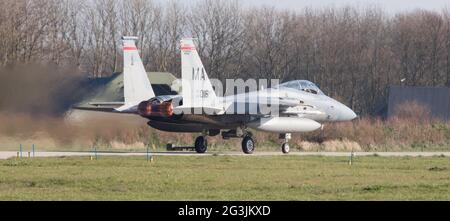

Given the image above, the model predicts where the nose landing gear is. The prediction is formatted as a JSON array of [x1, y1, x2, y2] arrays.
[[280, 133, 291, 154]]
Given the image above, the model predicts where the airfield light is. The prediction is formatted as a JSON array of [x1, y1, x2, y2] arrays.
[[349, 151, 354, 166], [92, 146, 98, 160], [147, 145, 154, 163]]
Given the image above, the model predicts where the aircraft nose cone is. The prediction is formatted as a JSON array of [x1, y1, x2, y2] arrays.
[[340, 105, 357, 121]]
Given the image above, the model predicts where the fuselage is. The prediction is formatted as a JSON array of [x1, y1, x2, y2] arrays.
[[139, 80, 357, 133]]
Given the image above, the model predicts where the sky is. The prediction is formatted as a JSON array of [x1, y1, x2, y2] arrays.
[[242, 0, 450, 14], [161, 0, 450, 14]]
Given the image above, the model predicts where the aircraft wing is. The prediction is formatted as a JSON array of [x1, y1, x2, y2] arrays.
[[88, 102, 125, 107]]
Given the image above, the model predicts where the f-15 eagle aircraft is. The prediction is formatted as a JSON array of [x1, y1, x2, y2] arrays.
[[113, 36, 356, 154]]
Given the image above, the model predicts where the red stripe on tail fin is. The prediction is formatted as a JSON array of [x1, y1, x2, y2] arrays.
[[124, 46, 137, 51]]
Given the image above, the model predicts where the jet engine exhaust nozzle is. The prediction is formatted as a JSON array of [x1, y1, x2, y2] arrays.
[[138, 100, 174, 118]]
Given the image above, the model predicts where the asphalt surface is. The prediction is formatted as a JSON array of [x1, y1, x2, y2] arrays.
[[0, 151, 449, 159]]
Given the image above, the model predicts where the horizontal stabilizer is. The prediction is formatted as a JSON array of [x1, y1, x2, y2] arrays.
[[72, 101, 124, 112], [88, 102, 125, 107], [71, 106, 117, 112], [114, 104, 138, 113]]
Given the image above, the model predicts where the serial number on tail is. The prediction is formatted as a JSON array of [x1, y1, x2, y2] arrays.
[[198, 90, 209, 98]]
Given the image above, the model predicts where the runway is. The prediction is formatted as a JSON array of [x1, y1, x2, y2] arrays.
[[0, 151, 449, 159]]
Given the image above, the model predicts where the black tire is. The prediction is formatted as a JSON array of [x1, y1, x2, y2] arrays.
[[242, 136, 255, 154], [195, 136, 207, 153], [281, 142, 290, 154]]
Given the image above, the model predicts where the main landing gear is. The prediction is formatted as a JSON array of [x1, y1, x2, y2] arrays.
[[194, 129, 222, 153], [194, 127, 256, 154], [193, 129, 291, 155], [222, 127, 255, 155], [279, 133, 291, 154], [241, 134, 255, 154], [194, 135, 208, 153]]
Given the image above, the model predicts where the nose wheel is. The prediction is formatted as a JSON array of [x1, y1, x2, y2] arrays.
[[281, 142, 290, 154], [194, 136, 207, 153], [279, 133, 291, 154]]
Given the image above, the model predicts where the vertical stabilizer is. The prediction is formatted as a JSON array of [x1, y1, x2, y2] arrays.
[[122, 36, 155, 106], [180, 38, 218, 109]]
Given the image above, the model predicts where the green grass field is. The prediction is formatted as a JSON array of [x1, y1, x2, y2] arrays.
[[0, 155, 449, 200]]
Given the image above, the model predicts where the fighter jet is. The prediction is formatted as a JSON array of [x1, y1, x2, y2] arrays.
[[115, 36, 357, 154]]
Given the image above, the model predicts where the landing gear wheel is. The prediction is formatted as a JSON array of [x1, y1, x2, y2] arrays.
[[281, 142, 290, 154], [194, 136, 207, 153], [242, 136, 255, 154]]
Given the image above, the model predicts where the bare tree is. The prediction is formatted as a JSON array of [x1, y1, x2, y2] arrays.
[[1, 1, 450, 115], [189, 0, 244, 81]]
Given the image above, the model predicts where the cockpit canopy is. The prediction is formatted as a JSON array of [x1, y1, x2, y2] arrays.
[[275, 80, 324, 95]]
